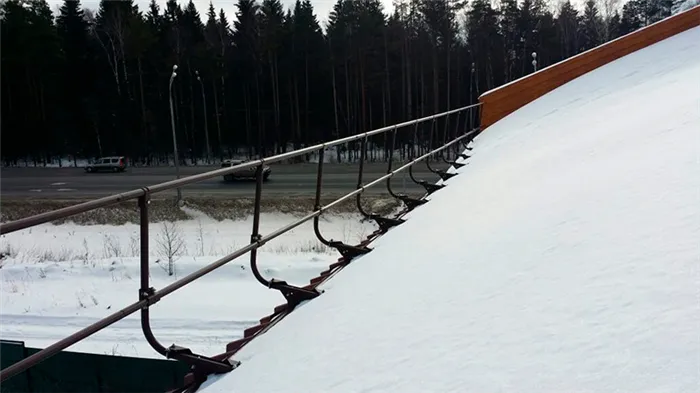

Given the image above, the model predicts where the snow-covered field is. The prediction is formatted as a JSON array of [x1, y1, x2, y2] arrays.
[[3, 144, 445, 168], [0, 210, 376, 358], [197, 22, 700, 393]]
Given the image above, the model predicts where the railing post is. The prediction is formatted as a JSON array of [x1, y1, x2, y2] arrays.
[[252, 165, 263, 240], [442, 113, 450, 159], [357, 136, 367, 189], [387, 126, 397, 174], [355, 134, 404, 232], [385, 125, 425, 211], [250, 164, 266, 286], [408, 123, 428, 187], [248, 162, 320, 310], [136, 193, 235, 377], [314, 143, 372, 259], [138, 193, 169, 356], [443, 111, 461, 164], [411, 122, 418, 160], [314, 148, 325, 211], [425, 117, 439, 174], [355, 136, 372, 219], [458, 108, 473, 156], [313, 149, 332, 245], [139, 195, 152, 303]]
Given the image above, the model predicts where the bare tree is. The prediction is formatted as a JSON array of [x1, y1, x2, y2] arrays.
[[157, 222, 186, 276]]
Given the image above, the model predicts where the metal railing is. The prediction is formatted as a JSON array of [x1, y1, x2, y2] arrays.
[[0, 103, 482, 384]]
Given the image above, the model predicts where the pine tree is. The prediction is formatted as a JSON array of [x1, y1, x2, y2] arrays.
[[260, 0, 286, 151], [1, 0, 644, 164], [580, 0, 604, 51], [56, 0, 93, 159], [557, 0, 580, 59]]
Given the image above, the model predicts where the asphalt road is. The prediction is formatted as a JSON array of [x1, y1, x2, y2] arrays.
[[0, 163, 443, 199]]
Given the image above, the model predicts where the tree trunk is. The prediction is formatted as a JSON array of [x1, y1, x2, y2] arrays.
[[406, 35, 412, 119], [137, 57, 147, 157], [212, 78, 222, 158], [268, 51, 280, 154], [274, 56, 282, 152], [243, 83, 252, 158], [382, 87, 388, 161], [344, 59, 351, 137], [187, 63, 197, 164], [360, 55, 367, 135], [331, 51, 341, 163], [254, 72, 263, 156], [294, 75, 301, 150], [287, 78, 295, 152], [304, 55, 310, 144], [432, 44, 439, 114]]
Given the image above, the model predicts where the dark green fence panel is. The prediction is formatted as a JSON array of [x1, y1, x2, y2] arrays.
[[1, 341, 189, 393], [0, 340, 30, 392]]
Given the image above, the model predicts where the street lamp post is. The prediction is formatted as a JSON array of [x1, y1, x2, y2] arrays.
[[195, 71, 211, 163], [532, 52, 538, 73], [168, 64, 183, 203], [469, 62, 475, 130]]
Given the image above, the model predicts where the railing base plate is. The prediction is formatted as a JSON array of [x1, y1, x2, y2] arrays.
[[372, 215, 405, 232], [330, 240, 371, 260], [166, 345, 235, 375], [398, 195, 428, 211], [420, 181, 445, 195], [436, 170, 458, 181], [269, 279, 321, 310]]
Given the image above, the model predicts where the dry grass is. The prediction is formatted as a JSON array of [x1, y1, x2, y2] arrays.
[[0, 196, 403, 226]]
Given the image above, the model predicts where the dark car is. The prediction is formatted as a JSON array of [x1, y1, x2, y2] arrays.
[[221, 159, 271, 182], [85, 156, 127, 173]]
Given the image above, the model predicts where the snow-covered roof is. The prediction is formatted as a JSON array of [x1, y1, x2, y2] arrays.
[[199, 26, 700, 393]]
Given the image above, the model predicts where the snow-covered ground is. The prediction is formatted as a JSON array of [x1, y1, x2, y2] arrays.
[[197, 24, 700, 393], [0, 210, 376, 358], [3, 144, 443, 168]]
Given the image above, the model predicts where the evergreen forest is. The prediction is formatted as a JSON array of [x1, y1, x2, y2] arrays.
[[0, 0, 680, 165]]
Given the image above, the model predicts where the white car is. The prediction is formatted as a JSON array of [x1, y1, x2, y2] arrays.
[[85, 156, 127, 173]]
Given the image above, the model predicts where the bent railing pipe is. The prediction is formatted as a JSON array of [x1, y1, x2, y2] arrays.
[[0, 104, 481, 383]]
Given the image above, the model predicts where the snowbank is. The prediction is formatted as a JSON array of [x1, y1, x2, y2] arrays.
[[0, 212, 376, 358], [199, 26, 700, 393]]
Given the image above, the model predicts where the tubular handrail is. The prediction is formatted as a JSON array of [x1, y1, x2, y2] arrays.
[[0, 104, 481, 384], [0, 103, 480, 236]]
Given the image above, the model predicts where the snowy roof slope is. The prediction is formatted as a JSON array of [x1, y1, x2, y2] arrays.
[[200, 26, 700, 393]]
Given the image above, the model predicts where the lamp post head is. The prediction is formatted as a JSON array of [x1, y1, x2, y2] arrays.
[[170, 65, 179, 80], [532, 52, 537, 59]]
